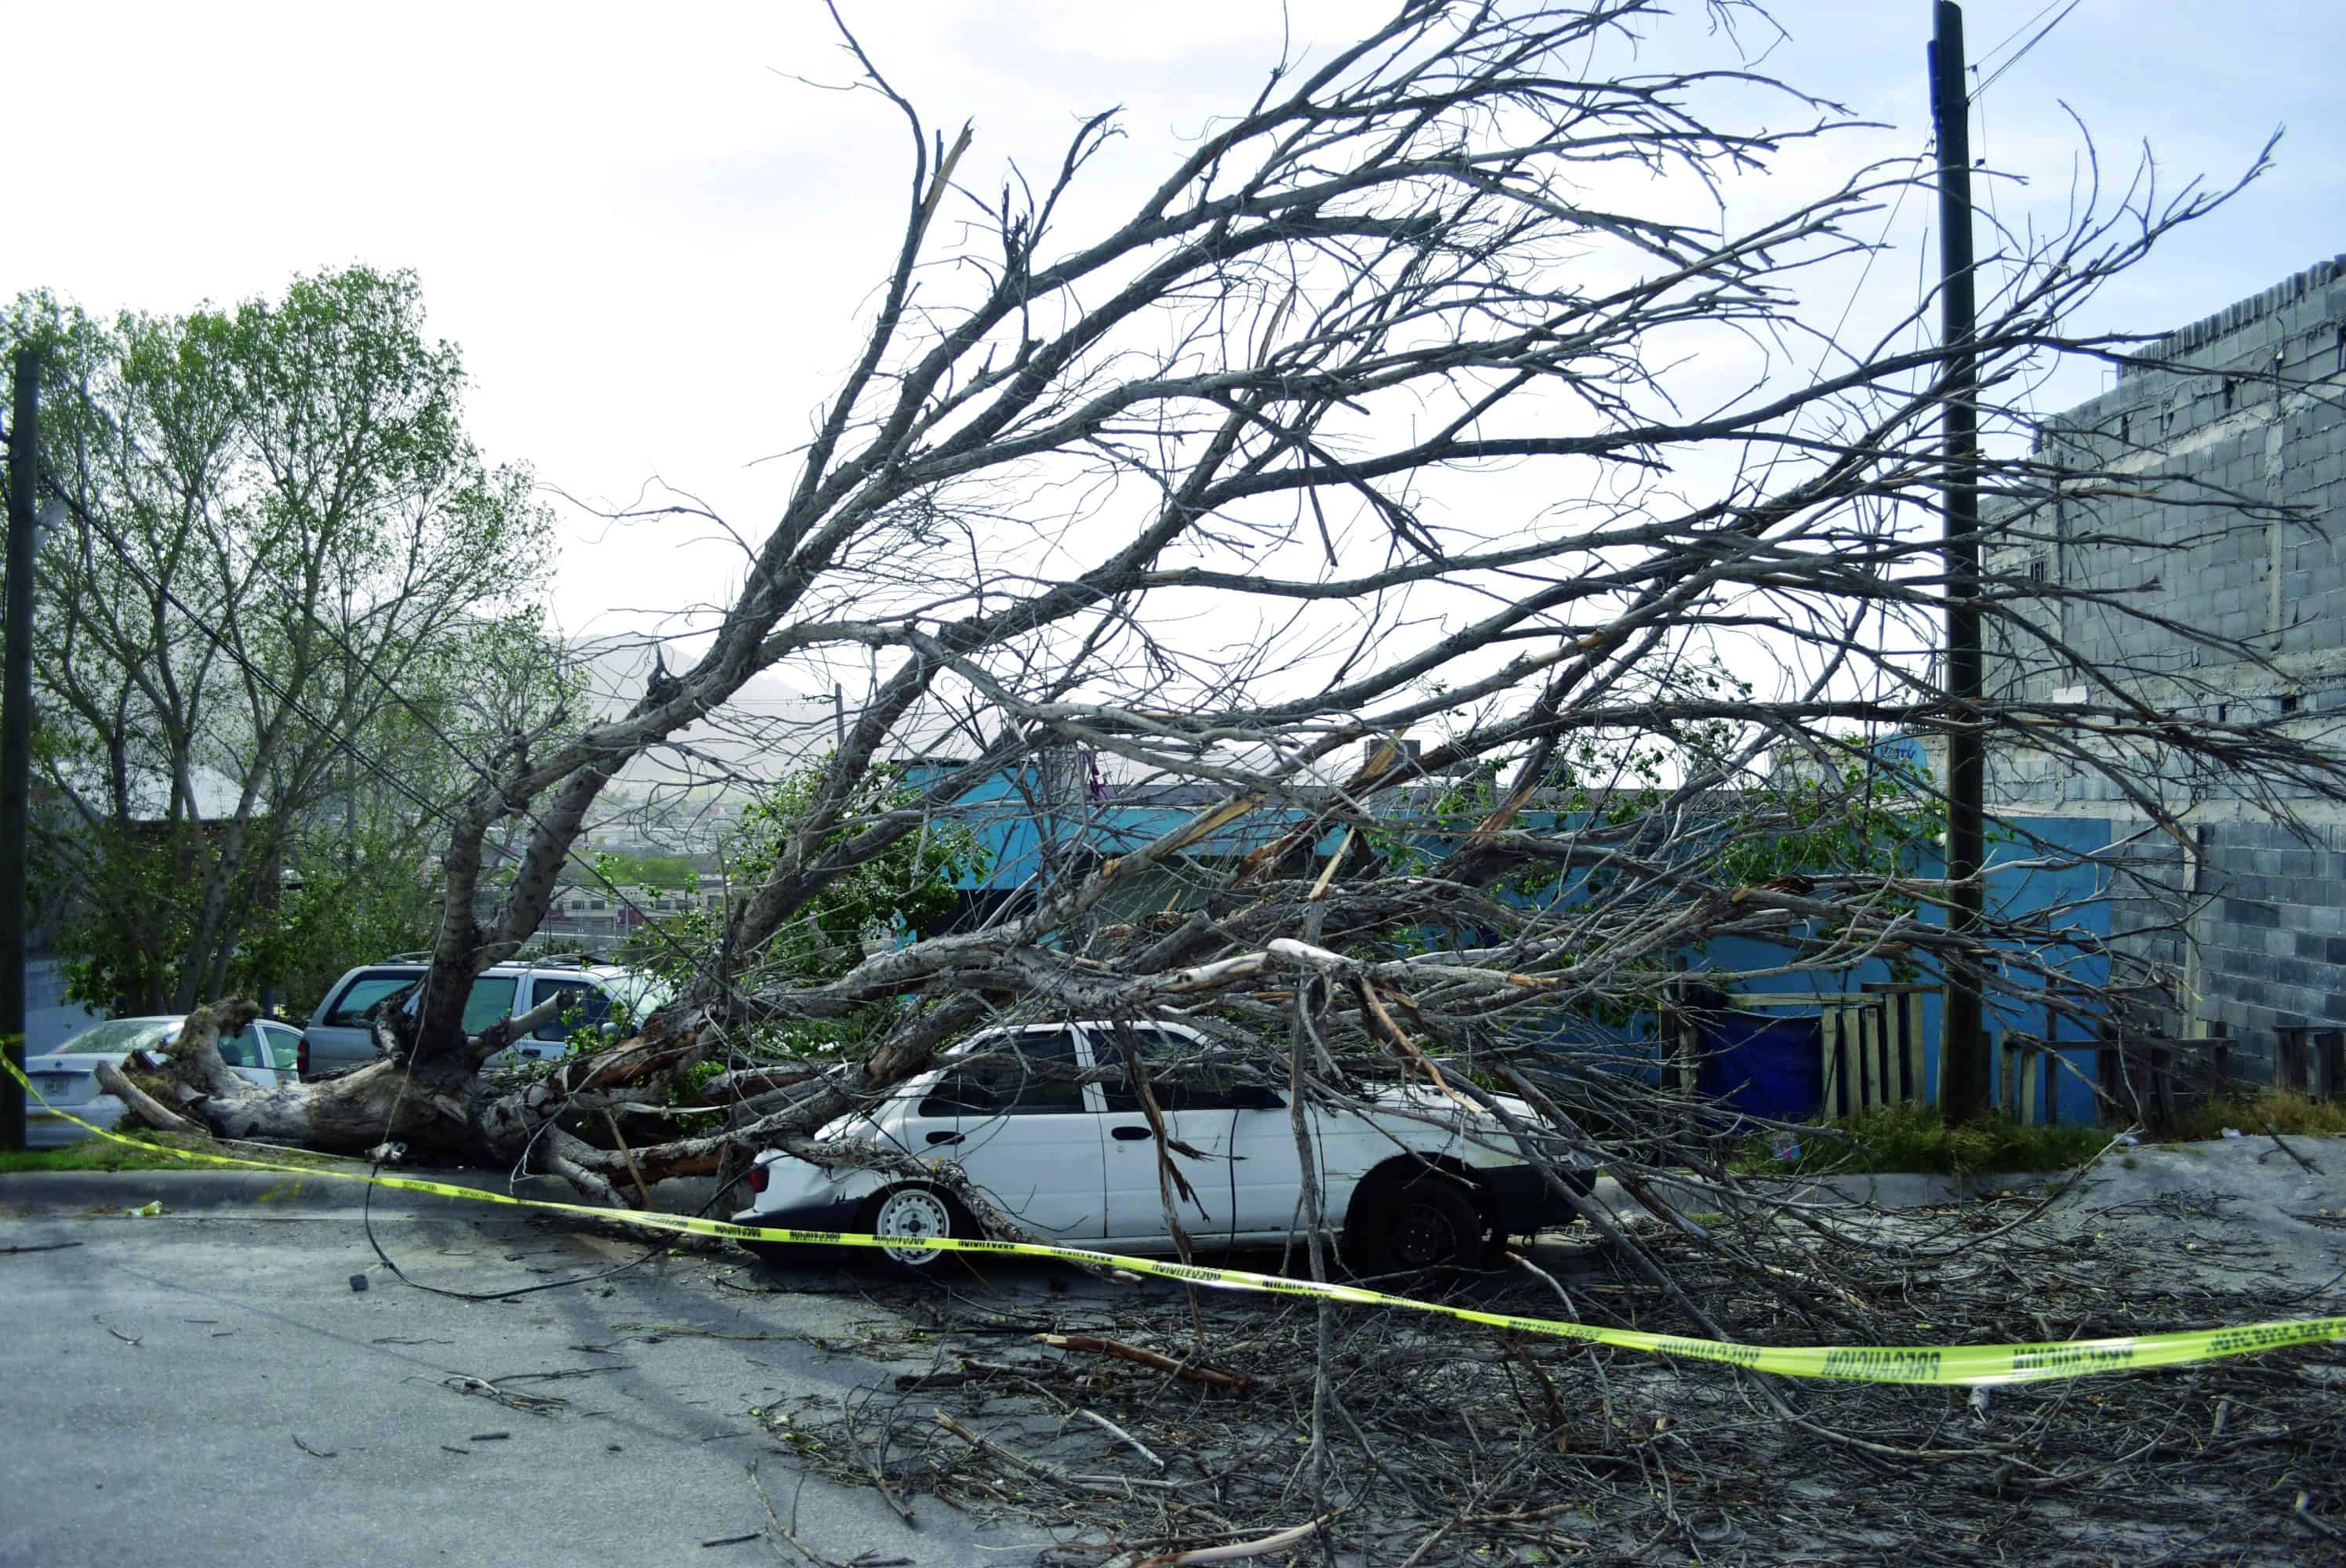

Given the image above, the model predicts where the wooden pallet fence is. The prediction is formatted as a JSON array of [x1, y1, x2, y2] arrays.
[[1859, 982, 1933, 1115], [2276, 1026, 2346, 1098], [1665, 985, 1937, 1117], [2094, 1025, 2235, 1126], [1996, 1033, 2065, 1126]]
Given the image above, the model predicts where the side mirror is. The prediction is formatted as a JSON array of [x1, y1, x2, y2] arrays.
[[599, 1022, 621, 1040]]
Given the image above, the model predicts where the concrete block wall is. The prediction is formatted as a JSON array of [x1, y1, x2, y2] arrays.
[[1981, 257, 2346, 1071], [2193, 820, 2346, 1072]]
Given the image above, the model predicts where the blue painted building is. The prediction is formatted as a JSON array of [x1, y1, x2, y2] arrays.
[[899, 755, 2119, 1124]]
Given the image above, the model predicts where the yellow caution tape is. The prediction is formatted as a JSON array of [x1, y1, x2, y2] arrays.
[[10, 1058, 2341, 1384]]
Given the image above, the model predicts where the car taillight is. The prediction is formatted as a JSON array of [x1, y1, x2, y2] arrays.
[[747, 1161, 768, 1195], [296, 1035, 310, 1077]]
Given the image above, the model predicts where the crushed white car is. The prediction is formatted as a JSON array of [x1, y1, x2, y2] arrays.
[[735, 1021, 1593, 1272]]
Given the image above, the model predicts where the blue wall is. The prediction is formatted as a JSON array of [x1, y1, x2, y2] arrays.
[[903, 758, 2119, 1123]]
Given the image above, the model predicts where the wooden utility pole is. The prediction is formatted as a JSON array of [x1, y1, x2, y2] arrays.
[[2, 350, 40, 1150], [1930, 1, 1989, 1121]]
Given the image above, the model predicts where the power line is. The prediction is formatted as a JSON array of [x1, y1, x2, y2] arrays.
[[1969, 0, 2068, 76], [1973, 0, 2081, 100]]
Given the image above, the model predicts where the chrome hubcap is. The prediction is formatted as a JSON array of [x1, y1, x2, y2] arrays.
[[874, 1188, 952, 1267]]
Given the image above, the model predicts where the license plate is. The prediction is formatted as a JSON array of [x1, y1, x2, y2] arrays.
[[29, 1075, 85, 1102]]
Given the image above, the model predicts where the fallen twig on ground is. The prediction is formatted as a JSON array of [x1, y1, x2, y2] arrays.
[[760, 1202, 2346, 1565], [1034, 1333, 1251, 1390]]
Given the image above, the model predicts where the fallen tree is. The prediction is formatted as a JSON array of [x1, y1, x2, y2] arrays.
[[79, 2, 2338, 1261]]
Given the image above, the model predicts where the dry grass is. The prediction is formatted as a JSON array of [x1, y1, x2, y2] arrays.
[[1734, 1101, 2114, 1176], [2163, 1088, 2346, 1142]]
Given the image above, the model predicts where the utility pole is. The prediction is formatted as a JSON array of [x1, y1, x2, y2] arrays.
[[2, 350, 40, 1151], [1930, 1, 1989, 1121]]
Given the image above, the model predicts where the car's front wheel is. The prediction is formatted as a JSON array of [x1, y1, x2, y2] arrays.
[[859, 1182, 971, 1272], [1356, 1175, 1485, 1276]]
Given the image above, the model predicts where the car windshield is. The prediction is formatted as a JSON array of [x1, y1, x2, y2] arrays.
[[595, 971, 674, 1018], [48, 1019, 174, 1055], [325, 971, 523, 1035]]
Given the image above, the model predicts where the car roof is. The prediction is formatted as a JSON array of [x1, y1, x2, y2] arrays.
[[340, 959, 619, 979]]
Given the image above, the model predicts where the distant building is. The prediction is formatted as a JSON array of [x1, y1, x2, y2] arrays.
[[1985, 256, 2346, 1076]]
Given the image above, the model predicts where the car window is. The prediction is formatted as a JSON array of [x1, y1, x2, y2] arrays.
[[921, 1028, 1088, 1116], [1096, 1026, 1281, 1113], [214, 1025, 264, 1069], [323, 970, 521, 1036], [50, 1019, 176, 1055], [321, 971, 422, 1029], [258, 1023, 300, 1071], [459, 976, 521, 1034], [598, 971, 674, 1018], [528, 978, 609, 1042]]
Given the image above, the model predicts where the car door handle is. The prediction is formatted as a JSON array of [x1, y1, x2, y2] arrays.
[[925, 1131, 963, 1146], [1110, 1125, 1152, 1142]]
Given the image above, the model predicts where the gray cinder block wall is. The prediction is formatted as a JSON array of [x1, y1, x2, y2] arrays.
[[1983, 256, 2346, 1079]]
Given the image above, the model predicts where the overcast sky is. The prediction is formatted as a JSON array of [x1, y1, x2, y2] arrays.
[[16, 1, 2341, 652]]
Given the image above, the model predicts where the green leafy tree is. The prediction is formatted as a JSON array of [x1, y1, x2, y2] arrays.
[[5, 267, 560, 1015], [634, 766, 987, 1057], [591, 851, 701, 891]]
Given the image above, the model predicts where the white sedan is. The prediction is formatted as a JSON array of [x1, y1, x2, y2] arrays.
[[735, 1021, 1592, 1273], [20, 1016, 300, 1149]]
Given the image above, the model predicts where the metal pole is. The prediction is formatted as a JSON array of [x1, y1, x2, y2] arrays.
[[1930, 1, 1988, 1121], [2, 350, 41, 1150]]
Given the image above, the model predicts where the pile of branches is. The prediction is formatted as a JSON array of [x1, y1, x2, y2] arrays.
[[767, 1203, 2346, 1566], [83, 1, 2346, 1257]]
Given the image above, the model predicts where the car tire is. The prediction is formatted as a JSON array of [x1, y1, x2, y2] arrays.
[[1358, 1175, 1484, 1276], [856, 1182, 972, 1274]]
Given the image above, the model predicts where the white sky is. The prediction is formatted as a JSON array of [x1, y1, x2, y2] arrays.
[[16, 1, 2341, 665]]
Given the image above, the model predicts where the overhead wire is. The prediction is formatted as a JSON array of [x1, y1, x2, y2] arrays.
[[1972, 0, 2081, 101]]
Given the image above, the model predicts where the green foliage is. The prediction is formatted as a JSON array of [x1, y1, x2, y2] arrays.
[[0, 1127, 353, 1174], [1720, 764, 1943, 891], [246, 840, 445, 1018], [1735, 1102, 2114, 1177], [664, 1058, 731, 1135], [5, 267, 557, 1014], [637, 764, 988, 1058], [45, 827, 441, 1022], [594, 851, 701, 891], [0, 1131, 198, 1174]]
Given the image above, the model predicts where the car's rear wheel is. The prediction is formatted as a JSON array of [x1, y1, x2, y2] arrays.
[[1358, 1175, 1484, 1275], [859, 1182, 971, 1272]]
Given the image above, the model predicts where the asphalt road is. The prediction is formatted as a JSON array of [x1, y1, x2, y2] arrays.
[[13, 1138, 2330, 1568], [0, 1181, 1036, 1568]]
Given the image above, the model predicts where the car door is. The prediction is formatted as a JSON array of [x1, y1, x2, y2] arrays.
[[307, 967, 425, 1074], [513, 974, 612, 1064], [1096, 1025, 1304, 1243], [917, 1026, 1107, 1245], [254, 1022, 301, 1085], [213, 1023, 292, 1091]]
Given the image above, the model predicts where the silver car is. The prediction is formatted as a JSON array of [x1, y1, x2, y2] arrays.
[[20, 1015, 300, 1150]]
